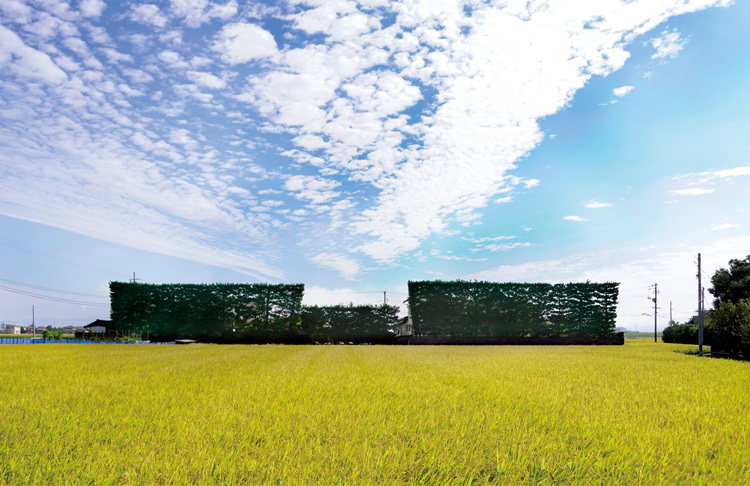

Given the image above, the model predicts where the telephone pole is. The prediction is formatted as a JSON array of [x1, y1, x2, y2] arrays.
[[32, 305, 35, 339], [383, 291, 387, 305], [131, 272, 140, 283], [669, 301, 673, 324], [697, 253, 704, 357], [652, 283, 658, 343]]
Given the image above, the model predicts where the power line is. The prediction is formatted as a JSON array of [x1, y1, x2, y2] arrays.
[[0, 236, 128, 278], [0, 278, 106, 298], [0, 285, 109, 307], [305, 290, 407, 295]]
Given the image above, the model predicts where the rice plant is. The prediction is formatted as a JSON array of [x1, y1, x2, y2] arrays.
[[0, 341, 748, 484]]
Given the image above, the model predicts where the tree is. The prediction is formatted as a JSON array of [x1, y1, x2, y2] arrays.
[[709, 255, 750, 307], [710, 298, 750, 359]]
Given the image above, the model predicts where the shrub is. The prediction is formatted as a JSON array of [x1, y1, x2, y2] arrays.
[[42, 329, 63, 340]]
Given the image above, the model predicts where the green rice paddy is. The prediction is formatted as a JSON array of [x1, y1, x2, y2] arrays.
[[1, 341, 748, 484]]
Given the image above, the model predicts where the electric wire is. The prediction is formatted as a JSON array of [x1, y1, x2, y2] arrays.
[[0, 278, 106, 298], [0, 285, 109, 307], [0, 236, 128, 278]]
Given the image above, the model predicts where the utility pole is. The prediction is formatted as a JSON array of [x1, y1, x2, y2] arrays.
[[697, 253, 704, 357], [32, 305, 35, 339], [383, 291, 387, 305], [670, 301, 673, 324], [653, 283, 658, 342], [130, 272, 140, 283]]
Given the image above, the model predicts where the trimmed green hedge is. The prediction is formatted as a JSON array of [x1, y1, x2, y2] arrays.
[[408, 280, 619, 337], [301, 304, 399, 343], [110, 282, 304, 342], [662, 322, 710, 345]]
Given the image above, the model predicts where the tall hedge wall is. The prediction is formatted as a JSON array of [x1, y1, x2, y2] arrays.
[[300, 304, 399, 343], [110, 282, 304, 342], [408, 280, 619, 337]]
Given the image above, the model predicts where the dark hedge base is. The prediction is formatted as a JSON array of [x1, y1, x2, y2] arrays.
[[396, 332, 624, 346]]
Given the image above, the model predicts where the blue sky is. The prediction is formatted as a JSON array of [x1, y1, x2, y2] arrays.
[[1, 0, 748, 329]]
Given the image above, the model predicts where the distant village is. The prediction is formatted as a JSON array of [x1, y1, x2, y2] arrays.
[[0, 320, 108, 335]]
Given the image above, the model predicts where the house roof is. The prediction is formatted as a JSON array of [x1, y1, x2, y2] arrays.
[[84, 319, 111, 328]]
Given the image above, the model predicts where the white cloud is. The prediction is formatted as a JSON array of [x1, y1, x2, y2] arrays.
[[213, 23, 278, 64], [613, 85, 634, 97], [585, 201, 614, 208], [169, 0, 238, 28], [712, 166, 750, 178], [122, 68, 153, 83], [711, 223, 739, 231], [0, 25, 67, 84], [0, 0, 34, 24], [310, 252, 361, 280], [650, 30, 686, 59], [79, 0, 106, 18], [483, 242, 533, 252], [130, 4, 168, 28], [564, 215, 587, 222], [159, 50, 189, 69], [671, 188, 715, 196], [284, 175, 341, 204], [187, 70, 226, 89], [169, 128, 199, 151]]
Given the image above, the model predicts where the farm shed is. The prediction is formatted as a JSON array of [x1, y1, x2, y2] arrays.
[[84, 319, 111, 334]]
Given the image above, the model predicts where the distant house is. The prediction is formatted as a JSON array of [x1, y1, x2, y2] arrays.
[[396, 316, 413, 337], [396, 298, 414, 338], [84, 319, 111, 334], [3, 325, 21, 335]]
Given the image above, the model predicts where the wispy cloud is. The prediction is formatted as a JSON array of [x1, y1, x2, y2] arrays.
[[564, 215, 588, 222], [585, 201, 614, 208], [711, 223, 739, 231], [613, 86, 634, 97], [650, 30, 686, 59], [310, 253, 361, 280], [129, 4, 168, 28], [671, 188, 715, 196]]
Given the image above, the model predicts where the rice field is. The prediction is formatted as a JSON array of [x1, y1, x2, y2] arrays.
[[1, 341, 748, 485]]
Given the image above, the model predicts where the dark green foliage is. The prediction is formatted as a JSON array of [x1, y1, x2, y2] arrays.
[[662, 322, 700, 344], [710, 298, 750, 359], [301, 304, 400, 343], [110, 282, 304, 342], [709, 255, 750, 307], [42, 329, 63, 340], [73, 330, 145, 342], [408, 280, 619, 337]]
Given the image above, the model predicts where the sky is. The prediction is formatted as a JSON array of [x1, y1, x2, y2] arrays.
[[1, 0, 749, 330]]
